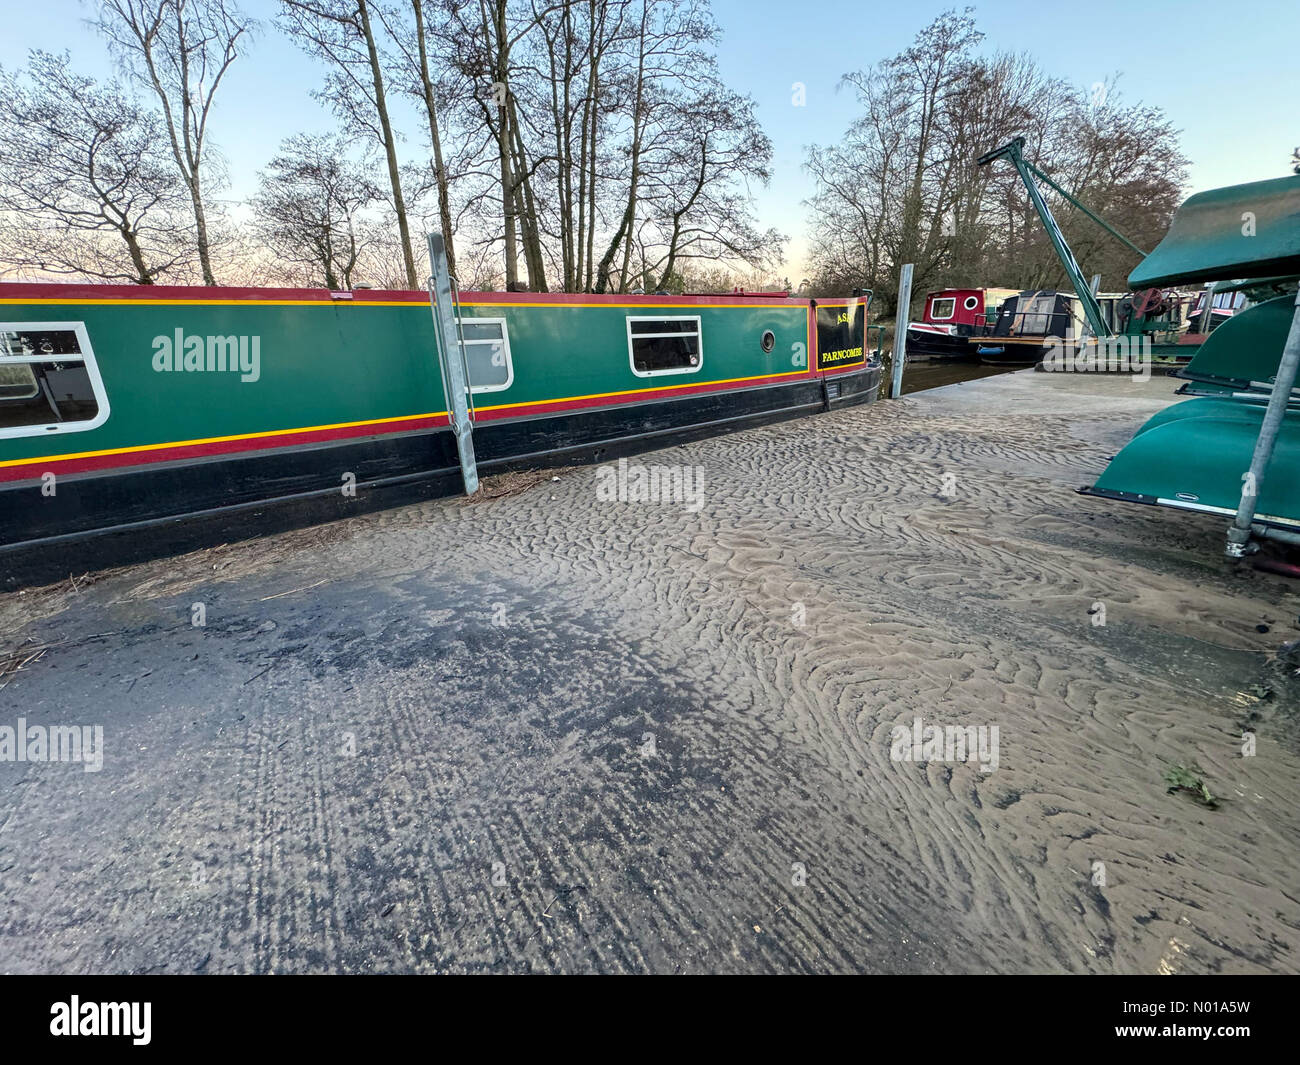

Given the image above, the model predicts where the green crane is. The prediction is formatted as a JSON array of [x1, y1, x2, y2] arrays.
[[977, 137, 1150, 341]]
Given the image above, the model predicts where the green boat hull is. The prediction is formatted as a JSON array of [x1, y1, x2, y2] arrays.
[[1084, 398, 1300, 530], [1175, 293, 1298, 394], [0, 281, 881, 577], [1085, 171, 1300, 544]]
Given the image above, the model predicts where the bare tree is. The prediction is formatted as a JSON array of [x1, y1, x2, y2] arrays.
[[632, 85, 782, 291], [489, 0, 773, 293], [445, 0, 573, 290], [279, 0, 420, 288], [452, 0, 526, 289], [805, 9, 1187, 308], [586, 0, 717, 293], [0, 51, 194, 283], [252, 133, 383, 288], [95, 0, 251, 286], [378, 0, 462, 275]]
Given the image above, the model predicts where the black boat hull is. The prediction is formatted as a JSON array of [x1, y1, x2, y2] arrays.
[[0, 366, 880, 586]]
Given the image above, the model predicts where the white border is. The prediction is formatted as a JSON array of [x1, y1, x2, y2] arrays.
[[626, 315, 703, 378], [1153, 496, 1300, 531], [0, 321, 111, 441], [929, 298, 955, 320], [457, 315, 514, 394]]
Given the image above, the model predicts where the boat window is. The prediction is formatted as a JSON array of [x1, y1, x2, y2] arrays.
[[626, 316, 702, 377], [930, 298, 955, 320], [963, 296, 979, 311], [0, 323, 109, 439], [455, 316, 513, 393], [1020, 295, 1055, 334], [1212, 291, 1246, 311]]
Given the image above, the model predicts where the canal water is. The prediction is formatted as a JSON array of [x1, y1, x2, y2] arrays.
[[897, 360, 1022, 396]]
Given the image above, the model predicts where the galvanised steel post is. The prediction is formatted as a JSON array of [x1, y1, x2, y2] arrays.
[[427, 232, 479, 496], [891, 263, 914, 399], [1226, 287, 1300, 557]]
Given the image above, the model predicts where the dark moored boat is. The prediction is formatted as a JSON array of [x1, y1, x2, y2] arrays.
[[973, 290, 1084, 366]]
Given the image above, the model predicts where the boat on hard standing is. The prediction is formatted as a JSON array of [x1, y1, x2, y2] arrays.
[[904, 287, 1017, 360], [1080, 172, 1300, 555], [0, 242, 881, 572]]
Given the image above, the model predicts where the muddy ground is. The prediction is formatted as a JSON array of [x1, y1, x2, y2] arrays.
[[1, 369, 1297, 974]]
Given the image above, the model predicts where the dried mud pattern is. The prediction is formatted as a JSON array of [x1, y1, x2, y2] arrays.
[[1, 374, 1297, 973]]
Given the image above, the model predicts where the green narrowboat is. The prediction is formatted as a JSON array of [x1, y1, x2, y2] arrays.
[[0, 253, 879, 575]]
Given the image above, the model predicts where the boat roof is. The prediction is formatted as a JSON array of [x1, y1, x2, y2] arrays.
[[1211, 274, 1299, 293], [1012, 289, 1078, 300], [0, 280, 817, 308], [923, 287, 1018, 299], [1129, 174, 1300, 288]]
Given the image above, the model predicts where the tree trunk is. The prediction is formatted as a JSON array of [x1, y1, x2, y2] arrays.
[[358, 0, 417, 288], [574, 32, 592, 289], [121, 225, 154, 284], [596, 0, 647, 293], [618, 2, 648, 292], [584, 98, 598, 291], [509, 100, 547, 290], [582, 0, 601, 291], [482, 1, 518, 288], [186, 175, 216, 284], [411, 0, 456, 276]]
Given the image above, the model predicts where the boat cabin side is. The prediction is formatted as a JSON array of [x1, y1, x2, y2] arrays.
[[989, 290, 1085, 339], [915, 288, 1017, 334]]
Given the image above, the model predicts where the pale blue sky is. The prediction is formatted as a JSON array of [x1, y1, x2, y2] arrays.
[[4, 0, 1297, 277]]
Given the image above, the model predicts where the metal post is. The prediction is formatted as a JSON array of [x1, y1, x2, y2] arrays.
[[1225, 288, 1300, 557], [890, 263, 914, 399], [1081, 273, 1102, 343], [1198, 282, 1215, 334], [427, 232, 479, 496]]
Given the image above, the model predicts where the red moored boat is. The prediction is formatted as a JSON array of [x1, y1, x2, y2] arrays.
[[905, 287, 1017, 360]]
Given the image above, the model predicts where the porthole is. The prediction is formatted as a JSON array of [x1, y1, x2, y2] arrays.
[[760, 330, 776, 353], [963, 296, 979, 310]]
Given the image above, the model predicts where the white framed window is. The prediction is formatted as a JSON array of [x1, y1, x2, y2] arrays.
[[0, 322, 110, 440], [627, 316, 702, 377], [963, 296, 980, 311], [930, 298, 955, 320], [455, 316, 513, 393]]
